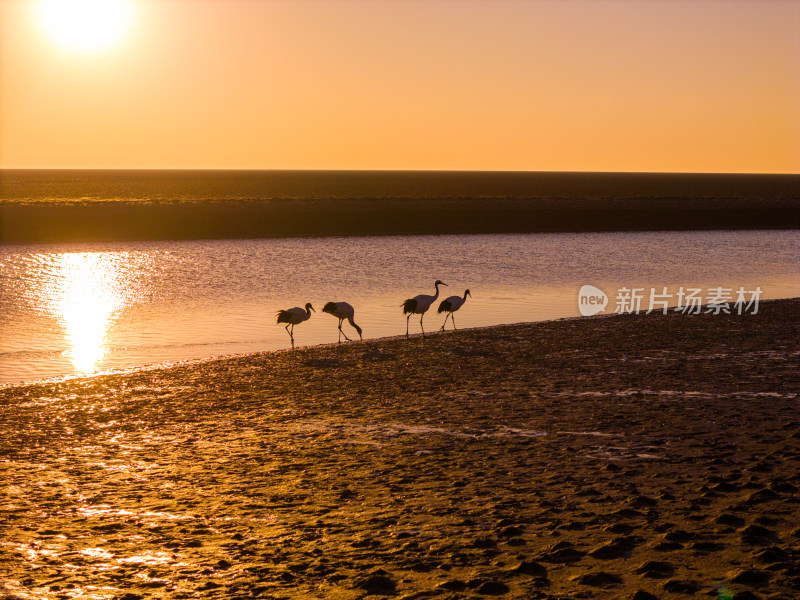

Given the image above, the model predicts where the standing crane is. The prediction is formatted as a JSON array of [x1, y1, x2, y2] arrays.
[[276, 303, 314, 347], [401, 280, 447, 338], [438, 289, 471, 330], [321, 301, 363, 343]]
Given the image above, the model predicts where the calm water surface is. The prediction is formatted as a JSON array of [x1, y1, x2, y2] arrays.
[[1, 231, 798, 385]]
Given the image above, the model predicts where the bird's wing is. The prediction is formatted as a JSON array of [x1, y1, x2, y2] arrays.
[[414, 294, 435, 311]]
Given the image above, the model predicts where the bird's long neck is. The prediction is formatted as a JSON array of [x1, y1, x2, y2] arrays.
[[462, 290, 469, 301], [433, 283, 442, 300]]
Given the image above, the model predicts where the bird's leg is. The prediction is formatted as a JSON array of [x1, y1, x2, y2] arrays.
[[285, 324, 292, 342], [420, 314, 425, 338], [339, 319, 351, 342], [452, 314, 456, 330], [440, 314, 448, 331], [406, 314, 411, 337]]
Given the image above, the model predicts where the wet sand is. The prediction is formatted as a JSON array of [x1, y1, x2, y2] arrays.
[[1, 299, 799, 599]]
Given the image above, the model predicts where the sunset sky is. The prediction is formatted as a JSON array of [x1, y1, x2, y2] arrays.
[[1, 0, 799, 173]]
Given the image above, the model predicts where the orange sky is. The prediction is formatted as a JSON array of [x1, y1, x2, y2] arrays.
[[1, 0, 799, 173]]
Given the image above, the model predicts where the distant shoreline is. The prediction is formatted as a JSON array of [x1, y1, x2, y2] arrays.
[[2, 196, 799, 244], [2, 170, 799, 243]]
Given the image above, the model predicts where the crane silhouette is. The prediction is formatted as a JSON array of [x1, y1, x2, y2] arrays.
[[276, 303, 314, 347], [322, 301, 362, 343], [402, 280, 447, 338], [438, 289, 471, 330]]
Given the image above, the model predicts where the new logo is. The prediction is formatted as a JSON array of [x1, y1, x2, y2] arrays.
[[578, 284, 608, 316]]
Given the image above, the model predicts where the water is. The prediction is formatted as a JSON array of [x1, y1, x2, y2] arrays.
[[1, 230, 798, 385]]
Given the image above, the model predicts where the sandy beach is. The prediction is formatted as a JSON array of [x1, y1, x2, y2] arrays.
[[1, 299, 798, 600]]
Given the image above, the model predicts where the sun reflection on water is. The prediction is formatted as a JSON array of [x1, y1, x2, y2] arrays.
[[46, 253, 126, 373]]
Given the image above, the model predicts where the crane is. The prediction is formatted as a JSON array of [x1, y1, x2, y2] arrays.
[[322, 301, 363, 343], [276, 303, 314, 347], [402, 280, 447, 337], [438, 289, 471, 330]]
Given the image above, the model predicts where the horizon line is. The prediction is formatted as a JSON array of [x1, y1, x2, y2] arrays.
[[2, 167, 799, 177]]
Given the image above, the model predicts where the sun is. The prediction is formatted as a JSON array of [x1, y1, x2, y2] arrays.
[[36, 0, 134, 53]]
